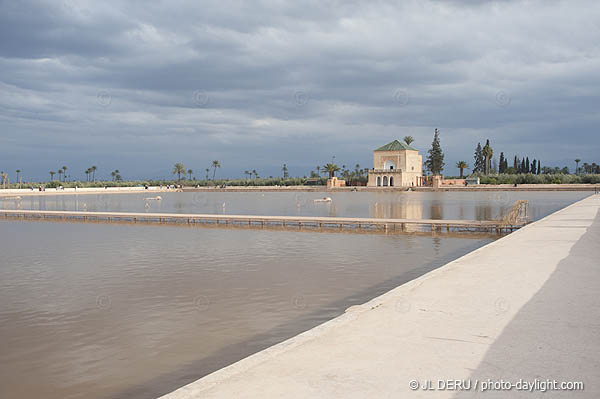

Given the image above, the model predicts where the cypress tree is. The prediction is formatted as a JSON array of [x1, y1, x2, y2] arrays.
[[513, 155, 518, 172], [521, 158, 525, 173], [425, 128, 445, 175], [531, 159, 537, 175], [474, 143, 484, 173], [525, 157, 530, 173], [537, 159, 541, 175], [482, 140, 493, 175], [499, 152, 505, 173]]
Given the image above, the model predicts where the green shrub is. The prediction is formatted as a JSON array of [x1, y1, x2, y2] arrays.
[[476, 173, 599, 185]]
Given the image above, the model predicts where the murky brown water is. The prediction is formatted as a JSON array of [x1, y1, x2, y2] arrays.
[[0, 190, 591, 221], [0, 192, 589, 398]]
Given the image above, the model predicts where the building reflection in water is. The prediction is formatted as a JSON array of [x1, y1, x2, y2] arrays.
[[475, 205, 494, 221], [328, 204, 338, 217], [432, 236, 441, 256], [429, 201, 443, 220], [372, 199, 423, 219]]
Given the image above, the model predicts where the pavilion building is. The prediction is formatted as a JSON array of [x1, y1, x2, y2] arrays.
[[367, 140, 423, 187]]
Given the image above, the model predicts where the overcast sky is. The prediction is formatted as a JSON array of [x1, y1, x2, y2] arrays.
[[1, 0, 599, 181]]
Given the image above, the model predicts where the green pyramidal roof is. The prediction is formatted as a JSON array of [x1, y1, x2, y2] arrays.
[[374, 140, 417, 151]]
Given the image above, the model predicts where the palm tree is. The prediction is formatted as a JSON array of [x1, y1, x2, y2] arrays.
[[1, 171, 8, 188], [282, 164, 288, 178], [252, 169, 258, 179], [85, 169, 90, 181], [244, 170, 250, 179], [91, 166, 97, 182], [62, 166, 67, 182], [187, 169, 193, 180], [323, 163, 340, 178], [211, 160, 220, 179], [316, 165, 320, 176], [15, 169, 21, 183], [404, 136, 414, 146], [111, 171, 116, 181], [49, 171, 55, 181], [482, 140, 493, 175], [582, 162, 589, 174], [205, 168, 210, 180], [58, 169, 63, 181], [173, 163, 186, 180], [115, 173, 122, 182], [456, 161, 469, 178], [575, 159, 581, 175]]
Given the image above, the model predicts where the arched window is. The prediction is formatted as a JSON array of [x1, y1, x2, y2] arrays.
[[389, 176, 394, 187], [376, 176, 381, 186], [383, 176, 388, 186]]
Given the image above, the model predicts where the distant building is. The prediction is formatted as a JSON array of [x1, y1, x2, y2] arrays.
[[465, 176, 480, 186], [367, 140, 423, 187], [327, 177, 346, 188]]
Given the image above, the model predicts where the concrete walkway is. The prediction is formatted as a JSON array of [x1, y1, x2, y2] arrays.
[[160, 194, 600, 399]]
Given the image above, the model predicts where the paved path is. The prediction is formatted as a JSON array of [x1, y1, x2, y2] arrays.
[[160, 194, 600, 399]]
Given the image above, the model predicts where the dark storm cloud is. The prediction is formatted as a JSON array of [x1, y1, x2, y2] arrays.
[[0, 0, 599, 180]]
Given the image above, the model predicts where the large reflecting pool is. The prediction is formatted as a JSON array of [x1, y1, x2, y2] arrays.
[[0, 190, 591, 221], [0, 191, 590, 399]]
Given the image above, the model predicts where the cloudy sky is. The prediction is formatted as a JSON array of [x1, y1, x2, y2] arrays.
[[1, 0, 599, 181]]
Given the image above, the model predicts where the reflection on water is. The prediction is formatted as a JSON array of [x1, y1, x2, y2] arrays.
[[372, 198, 423, 219], [0, 220, 494, 399], [475, 204, 494, 221], [431, 200, 443, 220], [0, 191, 591, 221]]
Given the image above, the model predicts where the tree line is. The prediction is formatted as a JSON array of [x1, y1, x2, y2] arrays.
[[474, 143, 543, 175], [4, 134, 599, 188], [422, 130, 599, 177], [172, 160, 220, 181]]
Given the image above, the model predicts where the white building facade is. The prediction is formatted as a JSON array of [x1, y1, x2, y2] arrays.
[[367, 140, 423, 187]]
